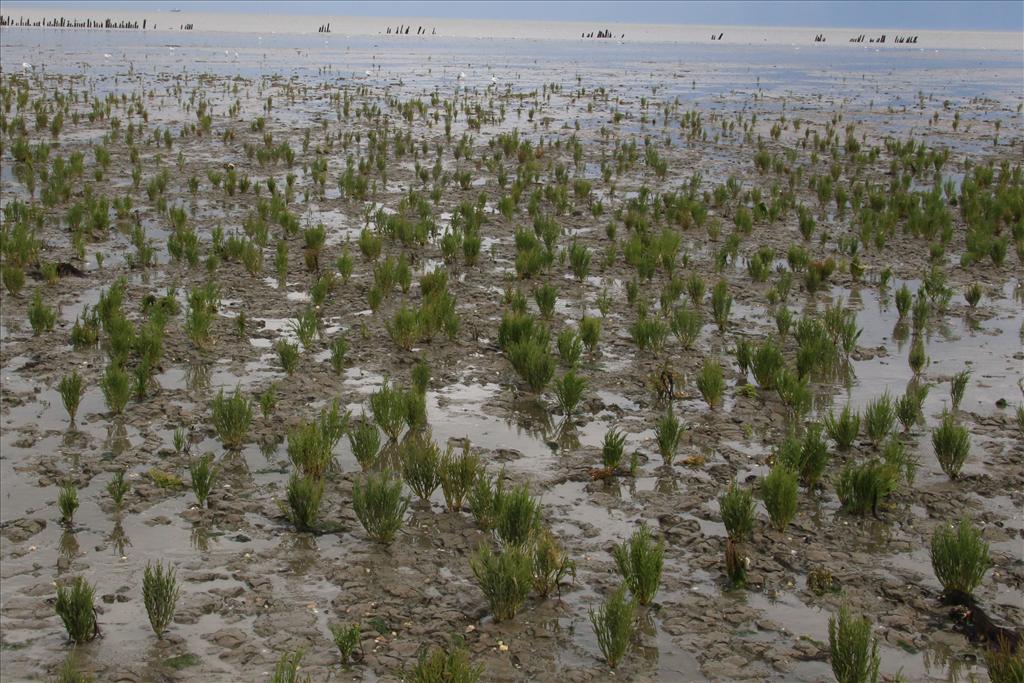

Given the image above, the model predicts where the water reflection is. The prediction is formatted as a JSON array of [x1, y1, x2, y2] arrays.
[[58, 529, 79, 570], [190, 523, 214, 552], [104, 421, 131, 456], [108, 518, 132, 557]]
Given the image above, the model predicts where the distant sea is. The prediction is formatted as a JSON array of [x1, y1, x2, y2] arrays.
[[1, 6, 1021, 51]]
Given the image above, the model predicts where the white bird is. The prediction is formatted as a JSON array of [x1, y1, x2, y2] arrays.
[[21, 62, 31, 70], [169, 46, 175, 51], [458, 72, 466, 80], [365, 70, 371, 77], [234, 52, 239, 58], [491, 76, 497, 83], [104, 53, 112, 59], [224, 50, 229, 55]]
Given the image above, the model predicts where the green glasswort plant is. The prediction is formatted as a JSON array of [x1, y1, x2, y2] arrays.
[[58, 371, 85, 425], [760, 465, 799, 531], [612, 523, 664, 605], [281, 474, 323, 532], [329, 336, 349, 374], [400, 431, 443, 501], [553, 370, 587, 417], [531, 528, 576, 598], [406, 637, 483, 683], [348, 418, 381, 470], [720, 482, 755, 542], [275, 339, 300, 376], [696, 358, 724, 409], [107, 470, 129, 510], [835, 459, 898, 517], [370, 380, 407, 440], [142, 560, 180, 639], [601, 427, 627, 473], [211, 387, 252, 449], [930, 518, 990, 601], [353, 472, 409, 543], [470, 544, 533, 622], [950, 369, 970, 411], [828, 605, 880, 683], [55, 576, 98, 644], [100, 363, 131, 415], [58, 482, 79, 525], [710, 279, 732, 332], [270, 650, 310, 683], [28, 289, 57, 335], [864, 392, 896, 447], [189, 453, 216, 508], [589, 584, 636, 669], [824, 404, 860, 450], [932, 412, 971, 479], [776, 424, 830, 488], [495, 483, 542, 548], [329, 623, 361, 666], [439, 444, 481, 511], [655, 408, 682, 466]]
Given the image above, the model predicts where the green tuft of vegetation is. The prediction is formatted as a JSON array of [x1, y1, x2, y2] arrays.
[[612, 523, 664, 605], [589, 583, 636, 669], [143, 561, 180, 639], [932, 412, 971, 479], [353, 472, 409, 544], [829, 605, 880, 683], [55, 576, 97, 644], [930, 518, 990, 600], [470, 544, 534, 622]]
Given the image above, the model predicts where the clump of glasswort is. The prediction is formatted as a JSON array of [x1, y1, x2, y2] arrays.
[[210, 386, 252, 450], [589, 584, 636, 669], [270, 649, 310, 683], [348, 418, 381, 470], [552, 370, 586, 417], [439, 443, 481, 511], [142, 560, 180, 639], [494, 483, 542, 548], [864, 392, 896, 446], [824, 404, 860, 450], [352, 472, 408, 543], [696, 357, 724, 408], [55, 576, 98, 644], [329, 623, 361, 666], [930, 518, 990, 602], [760, 465, 799, 531], [106, 470, 129, 510], [531, 528, 576, 598], [189, 452, 216, 508], [932, 412, 971, 479], [58, 481, 79, 525], [281, 474, 323, 532], [720, 481, 755, 542], [100, 363, 131, 415], [470, 544, 533, 622], [601, 427, 627, 473], [370, 380, 407, 440], [654, 407, 682, 466], [612, 523, 664, 605], [950, 369, 970, 410], [58, 371, 85, 425], [399, 431, 444, 501], [828, 604, 880, 683], [406, 637, 483, 683]]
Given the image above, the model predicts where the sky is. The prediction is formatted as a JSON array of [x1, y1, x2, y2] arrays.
[[5, 1, 1024, 31]]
